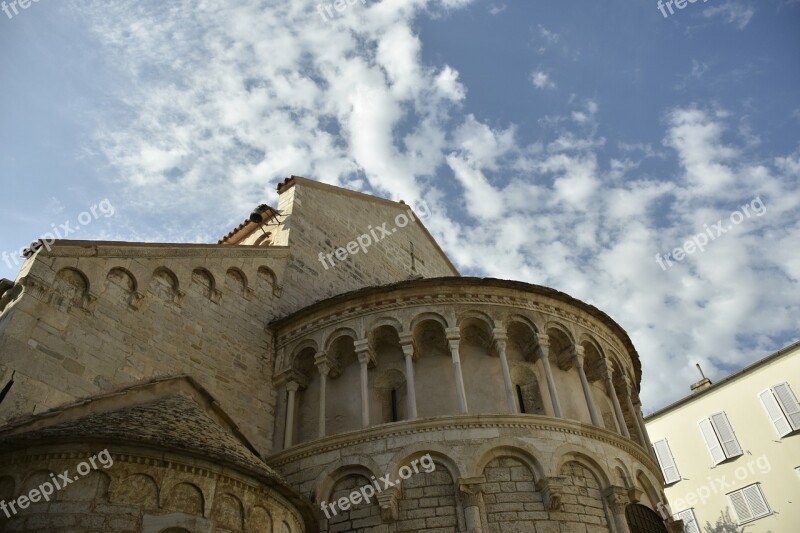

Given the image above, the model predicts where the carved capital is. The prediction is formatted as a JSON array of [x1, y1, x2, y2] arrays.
[[445, 327, 461, 343], [492, 327, 508, 353], [602, 485, 629, 514], [458, 477, 486, 508], [354, 339, 376, 368], [574, 345, 586, 368], [274, 368, 308, 390], [627, 486, 644, 504], [536, 476, 566, 511], [376, 487, 400, 522], [315, 352, 340, 378]]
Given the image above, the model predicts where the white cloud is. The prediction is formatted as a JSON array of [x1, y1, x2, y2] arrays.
[[531, 70, 555, 90], [704, 3, 755, 29]]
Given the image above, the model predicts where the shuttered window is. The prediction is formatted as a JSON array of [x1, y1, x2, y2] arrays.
[[698, 412, 743, 465], [759, 383, 800, 437], [674, 508, 700, 533], [653, 438, 681, 484], [727, 484, 770, 524]]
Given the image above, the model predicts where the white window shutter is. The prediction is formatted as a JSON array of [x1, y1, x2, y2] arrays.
[[710, 412, 743, 458], [674, 509, 700, 533], [728, 491, 753, 522], [653, 439, 681, 484], [699, 418, 726, 465], [742, 485, 769, 518], [760, 389, 792, 437], [773, 383, 800, 430]]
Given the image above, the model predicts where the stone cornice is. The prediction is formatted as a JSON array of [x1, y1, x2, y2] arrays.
[[35, 240, 291, 259], [266, 414, 660, 475]]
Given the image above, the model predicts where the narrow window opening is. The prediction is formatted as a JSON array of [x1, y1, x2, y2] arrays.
[[516, 384, 527, 414], [0, 371, 15, 407], [390, 389, 399, 422]]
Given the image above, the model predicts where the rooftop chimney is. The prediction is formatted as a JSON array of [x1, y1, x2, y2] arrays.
[[690, 363, 713, 394]]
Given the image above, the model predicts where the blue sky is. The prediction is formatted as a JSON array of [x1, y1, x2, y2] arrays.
[[1, 0, 798, 410]]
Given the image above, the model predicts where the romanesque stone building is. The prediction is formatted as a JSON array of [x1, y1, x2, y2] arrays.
[[0, 177, 680, 532]]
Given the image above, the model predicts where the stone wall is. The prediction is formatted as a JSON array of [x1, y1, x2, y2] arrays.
[[238, 178, 459, 316], [0, 245, 287, 454], [0, 445, 306, 533]]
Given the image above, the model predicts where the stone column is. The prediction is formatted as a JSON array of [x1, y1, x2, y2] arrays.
[[458, 477, 486, 533], [633, 396, 656, 460], [536, 335, 562, 418], [603, 485, 632, 533], [574, 346, 600, 425], [620, 375, 648, 449], [446, 328, 469, 414], [493, 328, 518, 414], [600, 360, 629, 438], [275, 369, 308, 449], [355, 339, 374, 429], [314, 351, 338, 439], [399, 333, 419, 419]]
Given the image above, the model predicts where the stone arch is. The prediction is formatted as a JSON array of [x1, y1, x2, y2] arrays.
[[388, 445, 466, 483], [163, 481, 205, 516], [323, 327, 359, 353], [503, 313, 539, 334], [257, 266, 278, 294], [367, 315, 403, 336], [225, 267, 248, 296], [293, 344, 319, 444], [320, 469, 382, 532], [510, 363, 545, 415], [410, 313, 455, 416], [481, 453, 543, 530], [111, 473, 159, 509], [247, 506, 273, 533], [325, 332, 359, 435], [394, 452, 460, 531], [289, 340, 319, 370], [611, 459, 633, 489], [107, 267, 137, 292], [280, 520, 292, 533], [61, 470, 110, 502], [149, 267, 180, 303], [506, 316, 539, 361], [315, 460, 382, 505], [456, 309, 496, 330], [0, 476, 15, 501], [409, 311, 449, 332], [211, 492, 245, 531], [21, 470, 57, 498], [635, 469, 662, 510], [544, 322, 576, 370], [472, 442, 546, 481], [52, 267, 90, 310], [191, 267, 216, 299], [551, 444, 612, 488], [558, 459, 611, 530]]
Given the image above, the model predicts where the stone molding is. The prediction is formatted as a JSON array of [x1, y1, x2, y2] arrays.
[[267, 414, 660, 474]]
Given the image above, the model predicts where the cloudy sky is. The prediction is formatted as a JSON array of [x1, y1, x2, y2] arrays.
[[1, 0, 798, 411]]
